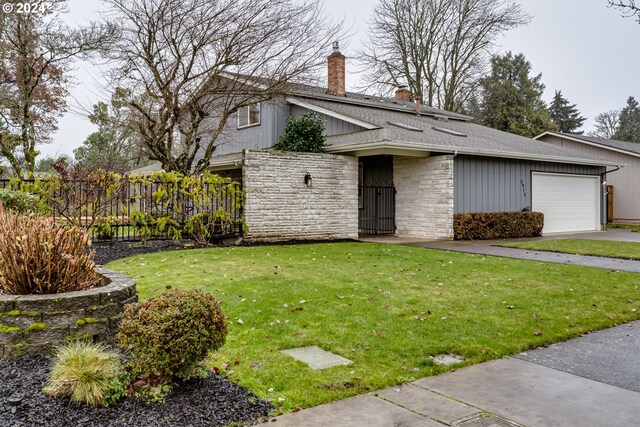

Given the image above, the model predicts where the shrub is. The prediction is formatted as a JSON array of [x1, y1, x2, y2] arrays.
[[0, 210, 100, 295], [454, 211, 544, 240], [45, 341, 123, 406], [274, 111, 326, 153], [117, 289, 227, 382], [0, 188, 39, 213]]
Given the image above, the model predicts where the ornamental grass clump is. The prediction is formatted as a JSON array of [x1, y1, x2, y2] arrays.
[[118, 289, 228, 384], [0, 207, 100, 295], [45, 341, 124, 406]]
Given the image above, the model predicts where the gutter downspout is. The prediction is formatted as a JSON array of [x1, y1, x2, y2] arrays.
[[600, 166, 623, 227]]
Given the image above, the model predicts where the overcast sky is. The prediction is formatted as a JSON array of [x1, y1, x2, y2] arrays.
[[43, 0, 640, 158]]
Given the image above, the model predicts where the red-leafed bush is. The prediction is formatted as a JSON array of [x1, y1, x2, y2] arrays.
[[0, 209, 100, 294], [453, 211, 544, 240]]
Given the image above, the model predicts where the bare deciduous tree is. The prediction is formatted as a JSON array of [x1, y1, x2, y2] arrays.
[[0, 0, 115, 176], [589, 110, 620, 139], [609, 0, 640, 22], [359, 0, 529, 112], [104, 0, 343, 175]]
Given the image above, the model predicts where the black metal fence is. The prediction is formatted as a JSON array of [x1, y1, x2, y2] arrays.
[[358, 185, 396, 235], [0, 179, 243, 242]]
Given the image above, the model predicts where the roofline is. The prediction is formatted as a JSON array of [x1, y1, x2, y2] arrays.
[[286, 97, 379, 130], [208, 153, 243, 171], [291, 92, 472, 122], [534, 131, 640, 159], [325, 140, 622, 167]]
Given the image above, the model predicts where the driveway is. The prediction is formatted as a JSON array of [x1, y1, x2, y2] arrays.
[[363, 229, 640, 273], [267, 321, 640, 427]]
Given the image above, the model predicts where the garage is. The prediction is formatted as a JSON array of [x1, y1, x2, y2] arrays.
[[532, 172, 601, 234]]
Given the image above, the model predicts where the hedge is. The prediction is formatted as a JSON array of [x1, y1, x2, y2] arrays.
[[453, 211, 544, 240]]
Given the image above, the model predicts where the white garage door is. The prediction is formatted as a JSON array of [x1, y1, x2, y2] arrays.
[[532, 173, 600, 234]]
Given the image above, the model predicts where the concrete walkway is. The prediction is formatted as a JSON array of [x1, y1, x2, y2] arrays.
[[266, 322, 640, 427], [362, 229, 640, 273]]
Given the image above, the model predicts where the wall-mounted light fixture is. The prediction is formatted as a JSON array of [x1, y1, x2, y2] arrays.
[[304, 172, 313, 187]]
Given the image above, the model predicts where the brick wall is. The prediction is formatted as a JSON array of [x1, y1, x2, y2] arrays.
[[243, 150, 358, 242], [393, 155, 454, 239]]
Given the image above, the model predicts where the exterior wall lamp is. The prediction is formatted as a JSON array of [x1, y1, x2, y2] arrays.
[[304, 172, 313, 187]]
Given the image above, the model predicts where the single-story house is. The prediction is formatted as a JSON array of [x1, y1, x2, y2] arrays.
[[535, 131, 637, 223], [195, 45, 619, 241]]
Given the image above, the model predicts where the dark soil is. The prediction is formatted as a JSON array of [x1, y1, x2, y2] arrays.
[[0, 354, 273, 427], [92, 240, 211, 265]]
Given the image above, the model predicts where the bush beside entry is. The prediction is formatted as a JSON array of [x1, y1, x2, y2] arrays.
[[274, 111, 326, 153], [118, 289, 228, 384], [454, 211, 544, 240]]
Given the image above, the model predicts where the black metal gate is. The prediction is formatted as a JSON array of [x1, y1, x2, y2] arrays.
[[358, 186, 396, 235]]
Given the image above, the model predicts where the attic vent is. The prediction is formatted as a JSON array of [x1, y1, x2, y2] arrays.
[[434, 114, 449, 122], [432, 126, 467, 137], [387, 121, 424, 132]]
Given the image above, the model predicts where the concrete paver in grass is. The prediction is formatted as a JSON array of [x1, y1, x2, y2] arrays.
[[280, 346, 352, 370]]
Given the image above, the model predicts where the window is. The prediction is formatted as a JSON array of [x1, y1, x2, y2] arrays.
[[237, 103, 261, 129]]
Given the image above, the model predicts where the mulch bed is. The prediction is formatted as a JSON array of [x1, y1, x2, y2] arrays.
[[3, 237, 275, 425], [0, 354, 273, 427], [92, 240, 211, 265]]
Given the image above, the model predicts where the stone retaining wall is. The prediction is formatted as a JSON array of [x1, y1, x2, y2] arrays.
[[0, 268, 137, 358]]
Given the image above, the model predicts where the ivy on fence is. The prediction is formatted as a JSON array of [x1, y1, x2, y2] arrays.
[[1, 167, 244, 243]]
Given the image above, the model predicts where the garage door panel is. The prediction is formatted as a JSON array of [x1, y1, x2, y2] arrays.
[[532, 173, 599, 234]]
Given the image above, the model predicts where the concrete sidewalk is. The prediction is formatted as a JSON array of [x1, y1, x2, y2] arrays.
[[266, 322, 640, 427]]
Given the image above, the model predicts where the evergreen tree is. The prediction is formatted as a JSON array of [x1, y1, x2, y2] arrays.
[[478, 52, 556, 138], [614, 96, 640, 143], [548, 90, 586, 134]]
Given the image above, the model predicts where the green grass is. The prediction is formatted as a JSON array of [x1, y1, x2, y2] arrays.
[[106, 242, 640, 412], [608, 223, 640, 232], [503, 239, 640, 260]]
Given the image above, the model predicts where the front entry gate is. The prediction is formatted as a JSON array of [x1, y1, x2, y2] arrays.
[[358, 186, 396, 235]]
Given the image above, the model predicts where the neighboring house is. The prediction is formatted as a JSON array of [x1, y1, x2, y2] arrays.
[[535, 131, 637, 223], [195, 45, 619, 241]]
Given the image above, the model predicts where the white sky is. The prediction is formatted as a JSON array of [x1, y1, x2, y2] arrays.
[[42, 0, 640, 158]]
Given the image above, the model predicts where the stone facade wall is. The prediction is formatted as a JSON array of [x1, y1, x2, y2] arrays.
[[243, 150, 358, 242], [0, 268, 137, 357], [393, 155, 454, 239]]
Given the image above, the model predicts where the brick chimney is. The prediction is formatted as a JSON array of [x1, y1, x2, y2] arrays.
[[395, 85, 412, 102], [327, 41, 345, 96]]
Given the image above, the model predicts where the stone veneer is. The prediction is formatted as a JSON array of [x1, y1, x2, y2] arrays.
[[242, 149, 358, 242], [394, 155, 454, 239], [0, 268, 137, 358]]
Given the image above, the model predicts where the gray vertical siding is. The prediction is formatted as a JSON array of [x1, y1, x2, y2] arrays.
[[291, 105, 365, 136], [210, 100, 364, 157], [212, 99, 287, 156], [454, 155, 605, 217]]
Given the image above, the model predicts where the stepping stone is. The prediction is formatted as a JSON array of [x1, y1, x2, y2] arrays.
[[281, 345, 353, 370], [430, 354, 465, 366]]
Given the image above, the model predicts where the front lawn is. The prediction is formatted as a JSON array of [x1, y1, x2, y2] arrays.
[[607, 223, 640, 233], [502, 238, 640, 260], [106, 243, 640, 412]]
